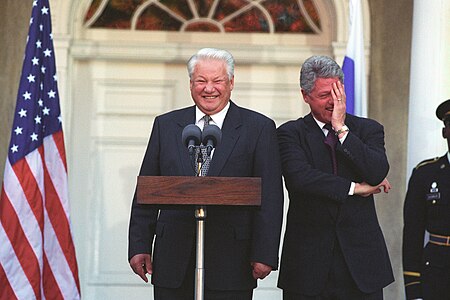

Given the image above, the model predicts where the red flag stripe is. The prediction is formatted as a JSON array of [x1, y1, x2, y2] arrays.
[[0, 262, 18, 300], [52, 130, 68, 172], [12, 152, 45, 232], [42, 253, 64, 300]]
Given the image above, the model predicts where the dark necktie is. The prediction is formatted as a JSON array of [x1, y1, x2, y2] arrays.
[[323, 123, 338, 175]]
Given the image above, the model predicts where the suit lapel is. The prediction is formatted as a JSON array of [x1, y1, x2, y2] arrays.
[[304, 115, 333, 174], [206, 101, 241, 176], [304, 114, 339, 220]]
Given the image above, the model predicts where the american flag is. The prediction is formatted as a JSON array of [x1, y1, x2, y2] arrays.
[[0, 0, 81, 299]]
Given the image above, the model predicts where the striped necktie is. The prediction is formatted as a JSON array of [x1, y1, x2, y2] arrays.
[[200, 115, 211, 176]]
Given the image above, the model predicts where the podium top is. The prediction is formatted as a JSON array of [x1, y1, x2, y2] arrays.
[[137, 176, 261, 206]]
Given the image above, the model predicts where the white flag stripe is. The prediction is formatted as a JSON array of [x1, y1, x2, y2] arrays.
[[3, 158, 44, 265], [43, 136, 70, 217], [0, 223, 33, 300]]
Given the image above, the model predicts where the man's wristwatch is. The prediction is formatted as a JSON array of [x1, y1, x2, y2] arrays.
[[335, 125, 349, 136]]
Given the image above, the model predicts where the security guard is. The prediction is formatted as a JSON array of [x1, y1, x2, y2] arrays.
[[403, 99, 450, 300]]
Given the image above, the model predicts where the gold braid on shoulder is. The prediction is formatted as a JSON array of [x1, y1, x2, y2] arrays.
[[415, 157, 440, 170]]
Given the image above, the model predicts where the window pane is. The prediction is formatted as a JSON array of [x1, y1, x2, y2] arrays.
[[136, 4, 183, 31], [223, 7, 270, 33], [262, 0, 317, 33], [193, 0, 216, 17]]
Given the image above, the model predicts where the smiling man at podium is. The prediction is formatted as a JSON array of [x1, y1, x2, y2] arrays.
[[128, 48, 284, 300]]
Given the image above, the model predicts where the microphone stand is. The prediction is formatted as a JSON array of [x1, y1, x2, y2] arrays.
[[184, 124, 220, 300], [195, 151, 206, 300]]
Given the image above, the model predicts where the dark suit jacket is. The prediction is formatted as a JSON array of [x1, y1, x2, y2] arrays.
[[403, 155, 450, 299], [128, 101, 283, 290], [277, 113, 394, 295]]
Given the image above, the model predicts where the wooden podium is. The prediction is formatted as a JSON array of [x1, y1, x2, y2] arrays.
[[137, 175, 261, 300]]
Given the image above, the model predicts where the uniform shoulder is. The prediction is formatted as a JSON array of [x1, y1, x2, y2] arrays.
[[414, 157, 440, 170]]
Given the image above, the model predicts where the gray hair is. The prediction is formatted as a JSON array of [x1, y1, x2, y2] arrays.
[[187, 48, 235, 80], [300, 55, 344, 94]]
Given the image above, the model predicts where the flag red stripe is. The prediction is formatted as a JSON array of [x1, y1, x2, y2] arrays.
[[52, 131, 68, 172], [42, 253, 64, 300], [0, 187, 41, 299], [38, 145, 81, 292], [11, 158, 45, 233], [0, 262, 18, 300]]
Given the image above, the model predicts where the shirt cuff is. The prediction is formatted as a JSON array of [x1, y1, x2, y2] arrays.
[[348, 182, 356, 195], [339, 131, 349, 143]]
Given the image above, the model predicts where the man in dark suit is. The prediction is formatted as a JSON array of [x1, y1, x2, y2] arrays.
[[277, 55, 394, 299], [402, 99, 450, 300], [128, 48, 284, 300]]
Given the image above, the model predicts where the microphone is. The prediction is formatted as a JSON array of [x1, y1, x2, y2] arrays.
[[202, 124, 222, 156], [182, 124, 202, 155]]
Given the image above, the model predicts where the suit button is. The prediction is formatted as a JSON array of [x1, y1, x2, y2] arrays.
[[425, 261, 430, 266], [432, 200, 437, 204]]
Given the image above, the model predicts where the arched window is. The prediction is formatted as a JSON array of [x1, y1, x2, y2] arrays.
[[85, 0, 321, 34]]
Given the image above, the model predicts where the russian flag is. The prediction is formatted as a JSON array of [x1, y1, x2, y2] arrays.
[[342, 0, 367, 117]]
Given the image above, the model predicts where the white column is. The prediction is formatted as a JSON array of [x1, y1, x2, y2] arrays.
[[407, 0, 450, 178]]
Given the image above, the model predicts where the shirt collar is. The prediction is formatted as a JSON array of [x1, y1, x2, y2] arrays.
[[195, 102, 230, 129], [313, 117, 326, 129]]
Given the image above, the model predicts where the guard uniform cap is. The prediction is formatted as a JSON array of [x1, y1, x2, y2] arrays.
[[436, 99, 450, 123]]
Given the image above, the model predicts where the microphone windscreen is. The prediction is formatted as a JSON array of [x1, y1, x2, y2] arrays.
[[182, 124, 202, 147], [202, 124, 222, 148]]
